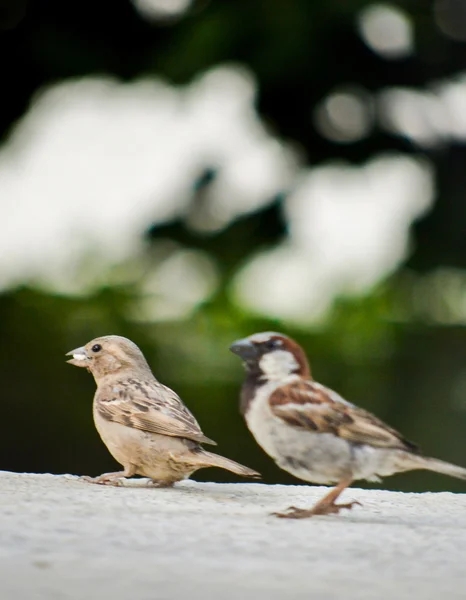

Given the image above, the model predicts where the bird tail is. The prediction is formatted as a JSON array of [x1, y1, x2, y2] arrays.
[[418, 456, 466, 481], [197, 450, 261, 479]]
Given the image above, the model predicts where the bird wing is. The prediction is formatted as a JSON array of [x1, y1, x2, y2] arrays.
[[96, 378, 216, 445], [269, 379, 419, 453]]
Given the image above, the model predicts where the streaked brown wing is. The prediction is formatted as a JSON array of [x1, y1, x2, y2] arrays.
[[269, 379, 419, 453], [96, 379, 216, 445]]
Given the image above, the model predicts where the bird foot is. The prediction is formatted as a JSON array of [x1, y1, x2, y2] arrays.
[[149, 480, 176, 488], [273, 501, 361, 519], [80, 473, 128, 486]]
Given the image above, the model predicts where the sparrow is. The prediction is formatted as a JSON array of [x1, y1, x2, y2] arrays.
[[230, 331, 466, 518], [67, 335, 260, 486]]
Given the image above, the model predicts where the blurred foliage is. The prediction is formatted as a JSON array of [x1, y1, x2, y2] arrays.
[[2, 0, 466, 493]]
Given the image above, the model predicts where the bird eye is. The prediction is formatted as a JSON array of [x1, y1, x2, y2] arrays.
[[91, 344, 102, 353], [266, 338, 283, 350]]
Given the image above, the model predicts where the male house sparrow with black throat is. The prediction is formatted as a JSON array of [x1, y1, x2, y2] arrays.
[[230, 331, 466, 518], [67, 335, 260, 486]]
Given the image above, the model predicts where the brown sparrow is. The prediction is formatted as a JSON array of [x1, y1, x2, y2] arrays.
[[230, 331, 466, 518], [67, 335, 260, 486]]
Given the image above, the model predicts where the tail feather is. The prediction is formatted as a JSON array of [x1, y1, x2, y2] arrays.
[[420, 456, 466, 481], [198, 451, 261, 479]]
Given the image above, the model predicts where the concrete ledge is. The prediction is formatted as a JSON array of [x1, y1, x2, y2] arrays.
[[1, 471, 466, 599]]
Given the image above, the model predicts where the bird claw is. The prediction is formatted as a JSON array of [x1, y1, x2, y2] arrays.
[[312, 500, 361, 516], [273, 500, 361, 519], [272, 506, 314, 519], [80, 475, 126, 486]]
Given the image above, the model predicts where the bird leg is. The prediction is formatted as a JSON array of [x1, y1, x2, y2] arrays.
[[81, 466, 136, 486], [273, 477, 360, 519]]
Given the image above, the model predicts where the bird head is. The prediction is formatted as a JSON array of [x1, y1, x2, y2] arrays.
[[66, 335, 152, 380], [229, 332, 310, 380]]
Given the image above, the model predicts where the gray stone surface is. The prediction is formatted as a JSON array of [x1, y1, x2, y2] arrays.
[[1, 471, 466, 600]]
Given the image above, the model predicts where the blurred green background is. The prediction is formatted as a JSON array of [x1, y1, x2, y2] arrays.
[[2, 0, 466, 492]]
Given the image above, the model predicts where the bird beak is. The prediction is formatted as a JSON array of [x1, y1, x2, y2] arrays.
[[66, 346, 89, 367], [229, 338, 258, 361]]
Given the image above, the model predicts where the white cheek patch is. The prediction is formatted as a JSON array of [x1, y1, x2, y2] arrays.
[[73, 353, 88, 361], [259, 350, 299, 379]]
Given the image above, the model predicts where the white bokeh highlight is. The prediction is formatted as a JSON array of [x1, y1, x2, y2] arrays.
[[233, 155, 434, 324], [132, 0, 191, 21], [315, 88, 373, 143], [132, 248, 219, 321], [379, 73, 466, 146], [0, 66, 297, 307], [358, 3, 414, 59]]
